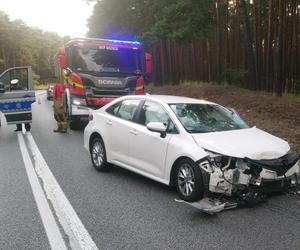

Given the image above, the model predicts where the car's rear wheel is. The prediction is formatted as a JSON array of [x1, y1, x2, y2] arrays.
[[175, 158, 204, 202], [90, 137, 111, 171]]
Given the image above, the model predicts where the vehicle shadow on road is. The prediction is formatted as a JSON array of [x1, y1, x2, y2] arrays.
[[108, 165, 175, 194], [69, 121, 89, 131]]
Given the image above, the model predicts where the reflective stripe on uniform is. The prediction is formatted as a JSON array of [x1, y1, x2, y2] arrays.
[[65, 76, 84, 89]]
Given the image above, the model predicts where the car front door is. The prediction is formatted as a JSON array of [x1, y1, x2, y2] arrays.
[[0, 67, 35, 126], [129, 101, 176, 179]]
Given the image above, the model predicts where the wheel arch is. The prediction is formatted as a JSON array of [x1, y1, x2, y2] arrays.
[[89, 132, 104, 152], [169, 156, 195, 187]]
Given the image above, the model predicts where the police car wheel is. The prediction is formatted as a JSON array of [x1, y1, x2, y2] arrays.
[[90, 137, 111, 171]]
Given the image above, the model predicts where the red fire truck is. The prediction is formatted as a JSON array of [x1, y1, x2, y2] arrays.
[[54, 38, 152, 129]]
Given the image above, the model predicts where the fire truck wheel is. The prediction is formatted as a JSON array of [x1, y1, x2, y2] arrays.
[[69, 116, 80, 130], [90, 137, 111, 172]]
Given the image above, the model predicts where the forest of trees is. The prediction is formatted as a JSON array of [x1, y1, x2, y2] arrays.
[[0, 1, 299, 96], [88, 0, 300, 96], [0, 11, 68, 82]]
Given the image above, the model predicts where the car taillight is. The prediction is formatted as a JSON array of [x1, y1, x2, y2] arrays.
[[135, 76, 144, 95]]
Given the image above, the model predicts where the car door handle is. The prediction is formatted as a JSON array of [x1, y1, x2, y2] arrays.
[[106, 120, 113, 125], [130, 129, 138, 135]]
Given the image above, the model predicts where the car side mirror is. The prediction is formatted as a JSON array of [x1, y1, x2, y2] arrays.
[[146, 122, 167, 138], [11, 79, 19, 85], [58, 47, 67, 69], [0, 82, 5, 93], [63, 68, 72, 77]]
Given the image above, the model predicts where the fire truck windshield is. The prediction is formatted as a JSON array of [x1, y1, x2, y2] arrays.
[[68, 45, 143, 75]]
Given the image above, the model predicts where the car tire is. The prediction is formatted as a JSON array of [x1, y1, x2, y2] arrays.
[[90, 137, 111, 172], [175, 158, 204, 202]]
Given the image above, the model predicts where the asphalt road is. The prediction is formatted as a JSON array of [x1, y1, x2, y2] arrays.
[[0, 92, 300, 250]]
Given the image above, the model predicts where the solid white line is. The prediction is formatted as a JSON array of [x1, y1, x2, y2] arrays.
[[17, 132, 67, 250], [26, 132, 98, 250]]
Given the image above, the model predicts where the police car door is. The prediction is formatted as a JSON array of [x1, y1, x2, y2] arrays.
[[0, 67, 35, 126]]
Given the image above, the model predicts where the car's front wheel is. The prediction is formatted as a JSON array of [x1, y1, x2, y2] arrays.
[[90, 137, 111, 171], [175, 158, 204, 202]]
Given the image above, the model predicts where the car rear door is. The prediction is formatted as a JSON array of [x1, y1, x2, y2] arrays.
[[104, 99, 141, 165], [129, 101, 176, 178]]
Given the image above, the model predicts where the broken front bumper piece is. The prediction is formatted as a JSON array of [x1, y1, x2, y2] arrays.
[[175, 186, 268, 214], [175, 198, 238, 215], [176, 176, 300, 215]]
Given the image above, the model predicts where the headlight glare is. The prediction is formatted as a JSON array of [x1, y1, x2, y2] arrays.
[[72, 97, 86, 106]]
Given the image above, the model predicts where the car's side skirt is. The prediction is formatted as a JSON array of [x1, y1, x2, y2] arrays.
[[110, 159, 170, 186]]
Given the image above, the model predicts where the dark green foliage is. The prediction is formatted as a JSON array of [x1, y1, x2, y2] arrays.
[[0, 11, 67, 81], [148, 0, 213, 43], [87, 0, 148, 40], [87, 0, 213, 43], [86, 0, 300, 95]]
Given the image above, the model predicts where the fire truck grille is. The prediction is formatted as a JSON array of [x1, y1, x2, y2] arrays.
[[91, 88, 131, 96]]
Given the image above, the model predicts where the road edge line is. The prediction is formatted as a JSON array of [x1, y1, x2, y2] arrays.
[[17, 132, 67, 250], [26, 132, 98, 250]]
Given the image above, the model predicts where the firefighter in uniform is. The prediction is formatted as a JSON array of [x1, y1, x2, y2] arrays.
[[53, 82, 67, 133]]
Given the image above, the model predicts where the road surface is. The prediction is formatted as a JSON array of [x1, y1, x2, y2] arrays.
[[0, 91, 300, 249]]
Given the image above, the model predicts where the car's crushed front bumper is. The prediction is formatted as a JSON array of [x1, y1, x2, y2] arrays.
[[178, 152, 300, 214]]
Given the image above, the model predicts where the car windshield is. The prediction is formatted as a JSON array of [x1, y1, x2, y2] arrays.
[[169, 103, 249, 133], [68, 45, 143, 75]]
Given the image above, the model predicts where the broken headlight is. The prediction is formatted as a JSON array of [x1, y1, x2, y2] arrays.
[[205, 150, 232, 169]]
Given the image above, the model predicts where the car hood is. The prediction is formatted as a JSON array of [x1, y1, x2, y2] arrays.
[[192, 127, 290, 160]]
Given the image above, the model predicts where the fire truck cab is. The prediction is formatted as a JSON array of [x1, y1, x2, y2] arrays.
[[54, 38, 152, 129]]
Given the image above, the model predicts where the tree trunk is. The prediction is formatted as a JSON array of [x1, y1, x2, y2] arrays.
[[276, 0, 285, 96], [240, 0, 258, 89]]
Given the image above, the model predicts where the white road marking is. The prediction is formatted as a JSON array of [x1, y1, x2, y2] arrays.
[[25, 132, 98, 250], [17, 132, 67, 250]]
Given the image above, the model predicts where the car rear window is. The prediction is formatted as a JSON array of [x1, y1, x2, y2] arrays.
[[106, 99, 140, 122]]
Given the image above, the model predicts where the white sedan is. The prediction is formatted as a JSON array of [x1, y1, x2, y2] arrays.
[[84, 95, 299, 205]]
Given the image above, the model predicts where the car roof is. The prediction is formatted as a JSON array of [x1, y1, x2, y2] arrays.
[[121, 94, 216, 105]]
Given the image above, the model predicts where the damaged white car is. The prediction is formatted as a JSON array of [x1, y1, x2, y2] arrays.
[[84, 95, 299, 213]]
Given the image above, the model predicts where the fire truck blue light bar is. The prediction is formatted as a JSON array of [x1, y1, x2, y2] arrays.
[[105, 39, 141, 45]]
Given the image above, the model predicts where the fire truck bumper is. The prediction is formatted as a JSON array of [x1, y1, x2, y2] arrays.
[[71, 97, 116, 117], [86, 97, 116, 107], [71, 104, 91, 116]]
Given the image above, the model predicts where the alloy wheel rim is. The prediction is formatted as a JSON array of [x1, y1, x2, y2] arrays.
[[92, 141, 104, 167], [178, 163, 195, 196]]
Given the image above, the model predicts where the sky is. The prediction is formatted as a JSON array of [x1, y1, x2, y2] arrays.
[[0, 0, 95, 37]]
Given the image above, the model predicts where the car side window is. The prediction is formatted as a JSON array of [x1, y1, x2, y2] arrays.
[[106, 101, 122, 116], [0, 68, 29, 91], [116, 99, 140, 121], [139, 101, 177, 133]]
